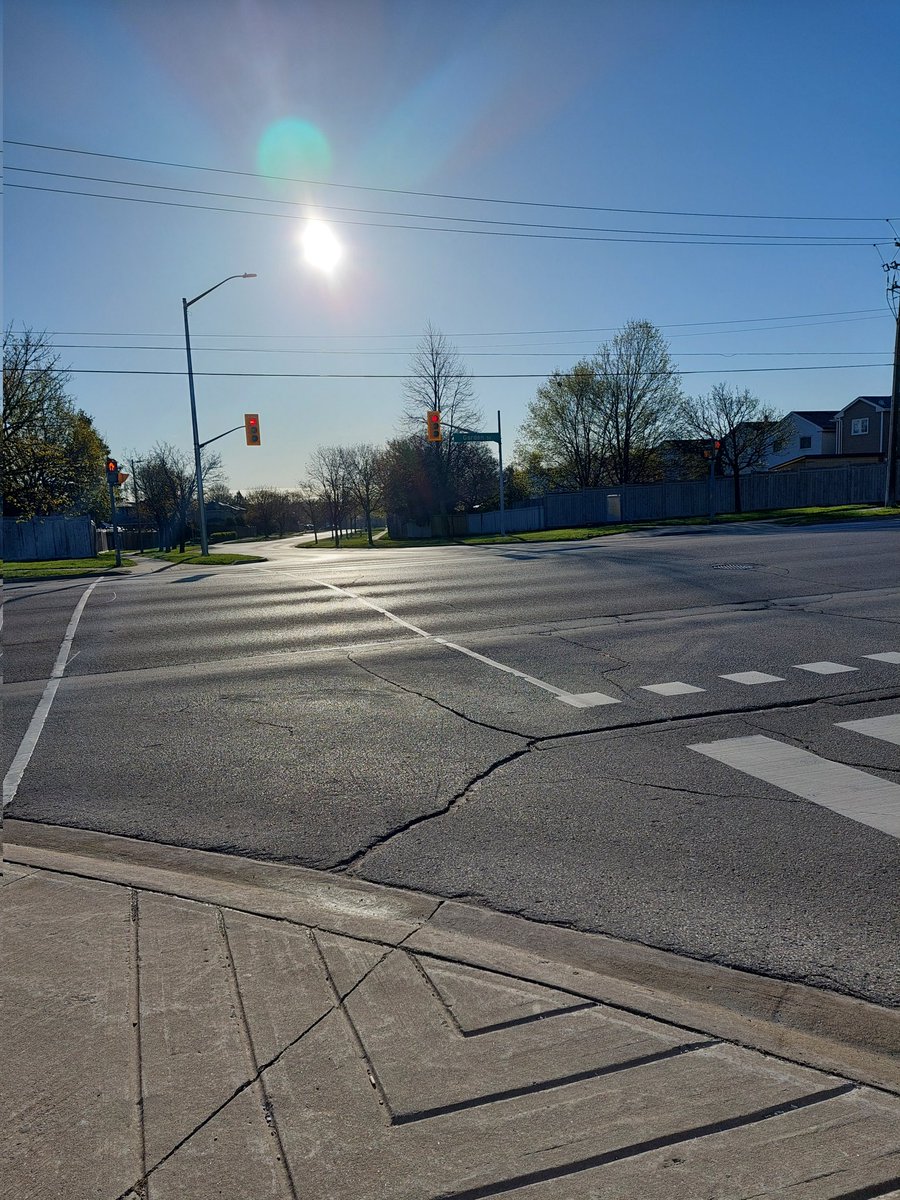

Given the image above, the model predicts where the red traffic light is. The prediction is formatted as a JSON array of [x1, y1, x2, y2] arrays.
[[426, 410, 442, 442], [245, 413, 261, 446]]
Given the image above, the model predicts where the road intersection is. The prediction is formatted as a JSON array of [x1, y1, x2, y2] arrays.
[[3, 520, 899, 1006]]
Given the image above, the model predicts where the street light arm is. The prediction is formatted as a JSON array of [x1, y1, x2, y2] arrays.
[[184, 272, 256, 309]]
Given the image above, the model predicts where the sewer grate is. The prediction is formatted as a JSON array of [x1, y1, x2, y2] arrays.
[[710, 563, 760, 571]]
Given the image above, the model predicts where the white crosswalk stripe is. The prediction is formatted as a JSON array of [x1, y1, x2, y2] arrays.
[[836, 714, 900, 747], [688, 718, 900, 838]]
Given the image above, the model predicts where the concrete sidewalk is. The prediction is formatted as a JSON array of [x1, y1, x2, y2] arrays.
[[2, 822, 899, 1200]]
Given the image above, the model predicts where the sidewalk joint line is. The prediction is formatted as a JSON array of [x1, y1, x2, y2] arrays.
[[309, 931, 396, 1125], [129, 889, 148, 1195], [393, 1039, 720, 1126], [431, 1083, 858, 1199], [216, 909, 300, 1200]]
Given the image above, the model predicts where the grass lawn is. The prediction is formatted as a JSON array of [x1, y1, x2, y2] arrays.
[[4, 554, 137, 581], [148, 550, 267, 565], [296, 503, 897, 549]]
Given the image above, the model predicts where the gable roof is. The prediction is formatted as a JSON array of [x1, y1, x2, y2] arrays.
[[789, 410, 837, 429], [836, 395, 890, 417]]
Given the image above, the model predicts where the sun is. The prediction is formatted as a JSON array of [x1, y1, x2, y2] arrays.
[[300, 220, 343, 274]]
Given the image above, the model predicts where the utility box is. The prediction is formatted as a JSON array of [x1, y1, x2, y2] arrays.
[[606, 494, 622, 522]]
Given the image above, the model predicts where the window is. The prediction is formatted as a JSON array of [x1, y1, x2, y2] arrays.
[[850, 417, 869, 436], [799, 436, 812, 449]]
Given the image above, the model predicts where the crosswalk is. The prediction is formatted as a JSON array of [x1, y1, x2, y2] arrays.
[[575, 652, 899, 709], [689, 714, 900, 838]]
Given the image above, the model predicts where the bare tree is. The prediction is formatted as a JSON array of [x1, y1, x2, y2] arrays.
[[402, 322, 482, 518], [516, 361, 606, 489], [595, 320, 682, 485], [244, 487, 292, 538], [345, 444, 384, 547], [678, 384, 790, 512], [136, 442, 221, 550], [295, 484, 326, 543], [307, 445, 351, 547]]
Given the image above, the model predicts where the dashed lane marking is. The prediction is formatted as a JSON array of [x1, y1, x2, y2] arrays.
[[720, 671, 785, 685], [865, 651, 900, 664], [793, 661, 858, 675], [311, 578, 620, 709], [688, 729, 900, 838], [641, 682, 706, 696]]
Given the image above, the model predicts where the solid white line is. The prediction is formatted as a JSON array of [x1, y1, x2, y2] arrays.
[[3, 579, 101, 810], [688, 734, 900, 838], [311, 577, 618, 708], [836, 715, 900, 747]]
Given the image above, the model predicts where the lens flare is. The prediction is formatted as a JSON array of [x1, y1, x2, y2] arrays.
[[257, 118, 332, 179], [300, 220, 342, 273]]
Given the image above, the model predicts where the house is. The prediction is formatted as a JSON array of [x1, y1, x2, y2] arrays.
[[765, 410, 837, 469], [834, 396, 891, 455]]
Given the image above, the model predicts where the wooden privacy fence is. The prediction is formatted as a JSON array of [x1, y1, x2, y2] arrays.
[[389, 463, 888, 539], [3, 516, 98, 561]]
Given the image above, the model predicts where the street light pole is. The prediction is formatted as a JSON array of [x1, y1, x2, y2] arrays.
[[182, 273, 256, 554]]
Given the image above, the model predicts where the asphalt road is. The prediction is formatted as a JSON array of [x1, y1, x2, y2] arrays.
[[4, 520, 900, 1005]]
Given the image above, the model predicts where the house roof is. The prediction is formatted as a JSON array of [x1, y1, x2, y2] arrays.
[[836, 395, 890, 417], [789, 409, 837, 429]]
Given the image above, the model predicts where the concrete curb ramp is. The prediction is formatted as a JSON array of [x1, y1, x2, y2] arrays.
[[2, 822, 899, 1200]]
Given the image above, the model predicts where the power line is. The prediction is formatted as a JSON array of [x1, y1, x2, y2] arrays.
[[6, 138, 893, 224], [48, 342, 890, 358], [45, 363, 892, 379], [37, 309, 891, 341], [5, 168, 878, 244], [11, 182, 882, 247]]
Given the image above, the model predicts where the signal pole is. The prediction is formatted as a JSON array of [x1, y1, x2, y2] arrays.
[[883, 252, 900, 506]]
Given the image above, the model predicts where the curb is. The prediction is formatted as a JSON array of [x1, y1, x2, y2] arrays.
[[3, 818, 898, 1094]]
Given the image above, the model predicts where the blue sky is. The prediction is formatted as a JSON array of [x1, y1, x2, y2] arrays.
[[5, 0, 898, 491]]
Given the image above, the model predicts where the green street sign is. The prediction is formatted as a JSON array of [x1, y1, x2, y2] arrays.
[[452, 431, 499, 443]]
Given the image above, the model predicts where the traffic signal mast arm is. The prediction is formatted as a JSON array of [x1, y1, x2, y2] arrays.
[[197, 424, 245, 449], [198, 415, 261, 449]]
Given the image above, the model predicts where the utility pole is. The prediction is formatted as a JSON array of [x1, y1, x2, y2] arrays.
[[497, 410, 506, 536], [883, 250, 900, 507]]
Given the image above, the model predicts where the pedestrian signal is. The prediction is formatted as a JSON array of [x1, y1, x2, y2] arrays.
[[426, 410, 442, 442], [106, 458, 119, 482], [245, 413, 261, 446]]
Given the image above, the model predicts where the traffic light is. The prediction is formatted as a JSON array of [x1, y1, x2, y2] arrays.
[[106, 458, 119, 483], [426, 410, 442, 442], [245, 413, 261, 446]]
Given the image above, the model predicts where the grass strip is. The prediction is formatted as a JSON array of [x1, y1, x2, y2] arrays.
[[147, 550, 267, 565], [295, 503, 897, 549], [4, 555, 137, 581]]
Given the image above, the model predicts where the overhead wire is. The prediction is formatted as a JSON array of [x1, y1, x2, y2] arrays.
[[10, 181, 884, 247], [6, 139, 894, 224], [4, 168, 879, 244]]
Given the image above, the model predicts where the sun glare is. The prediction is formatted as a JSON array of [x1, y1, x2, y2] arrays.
[[300, 220, 343, 274]]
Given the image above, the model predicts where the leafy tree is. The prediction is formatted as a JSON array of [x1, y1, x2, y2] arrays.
[[3, 327, 109, 519], [677, 384, 790, 511], [516, 361, 606, 489], [594, 320, 682, 485], [379, 436, 433, 525]]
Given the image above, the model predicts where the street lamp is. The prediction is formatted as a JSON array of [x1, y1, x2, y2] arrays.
[[182, 273, 256, 554]]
